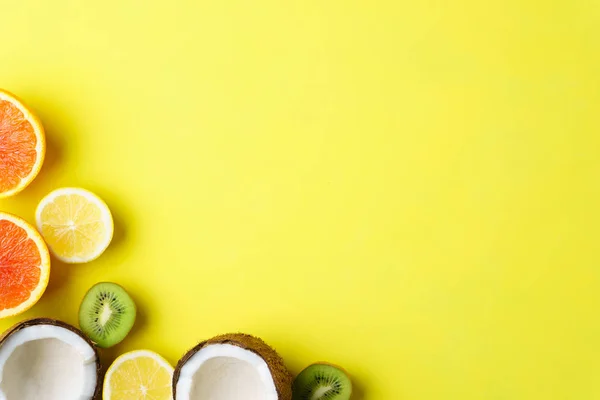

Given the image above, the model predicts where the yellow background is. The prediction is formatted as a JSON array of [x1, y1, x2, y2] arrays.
[[1, 1, 599, 398]]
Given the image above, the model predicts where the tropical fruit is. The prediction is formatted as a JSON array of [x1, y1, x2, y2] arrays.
[[0, 318, 101, 399], [79, 282, 137, 348], [173, 333, 293, 400], [292, 363, 352, 400]]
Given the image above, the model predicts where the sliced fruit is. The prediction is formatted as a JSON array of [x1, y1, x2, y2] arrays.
[[36, 187, 114, 263], [0, 89, 45, 198], [173, 333, 293, 400], [0, 212, 50, 319], [79, 282, 136, 348], [0, 318, 101, 399], [104, 349, 174, 400], [292, 364, 352, 400]]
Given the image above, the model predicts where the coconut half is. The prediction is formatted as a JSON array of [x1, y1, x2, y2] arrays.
[[0, 318, 101, 400], [173, 333, 293, 400]]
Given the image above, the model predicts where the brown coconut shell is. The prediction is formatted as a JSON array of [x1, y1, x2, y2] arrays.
[[173, 333, 293, 400], [0, 318, 102, 399]]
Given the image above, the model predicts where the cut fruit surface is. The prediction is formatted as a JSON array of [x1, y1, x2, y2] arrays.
[[104, 349, 174, 400], [36, 187, 114, 263], [0, 89, 45, 198], [0, 318, 101, 400], [79, 282, 136, 348], [292, 364, 352, 400], [0, 213, 50, 319], [173, 333, 293, 400]]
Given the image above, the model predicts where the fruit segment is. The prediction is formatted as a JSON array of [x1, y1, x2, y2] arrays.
[[0, 318, 101, 399], [104, 350, 173, 400], [0, 213, 50, 319], [173, 333, 293, 400], [0, 89, 45, 197], [36, 187, 114, 263], [79, 282, 137, 348], [293, 364, 352, 400]]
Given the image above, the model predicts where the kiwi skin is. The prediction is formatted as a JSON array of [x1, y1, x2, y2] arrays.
[[78, 282, 137, 349], [173, 333, 293, 399], [0, 318, 102, 399], [293, 363, 352, 400]]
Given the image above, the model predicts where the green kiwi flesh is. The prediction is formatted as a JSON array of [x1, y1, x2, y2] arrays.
[[78, 282, 136, 348], [293, 363, 352, 400]]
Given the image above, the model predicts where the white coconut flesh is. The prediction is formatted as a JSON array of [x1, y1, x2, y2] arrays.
[[176, 344, 279, 400], [0, 324, 98, 400]]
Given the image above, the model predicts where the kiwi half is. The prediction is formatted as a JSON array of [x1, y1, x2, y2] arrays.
[[293, 363, 352, 400], [79, 282, 136, 348]]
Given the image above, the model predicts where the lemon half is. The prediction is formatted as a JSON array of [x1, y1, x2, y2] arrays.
[[36, 187, 114, 263], [103, 350, 174, 400]]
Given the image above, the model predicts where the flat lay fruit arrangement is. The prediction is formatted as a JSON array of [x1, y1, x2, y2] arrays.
[[4, 1, 598, 398], [0, 90, 353, 399]]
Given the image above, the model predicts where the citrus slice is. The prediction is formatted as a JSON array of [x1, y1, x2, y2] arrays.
[[104, 350, 174, 400], [0, 89, 45, 198], [0, 212, 51, 319], [35, 188, 114, 263]]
